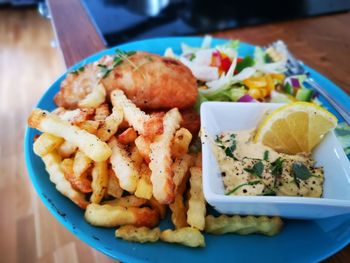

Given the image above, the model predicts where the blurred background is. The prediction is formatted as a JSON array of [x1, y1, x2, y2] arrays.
[[2, 0, 350, 46]]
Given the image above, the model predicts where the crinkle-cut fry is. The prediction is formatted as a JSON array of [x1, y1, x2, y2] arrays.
[[187, 167, 206, 230], [108, 137, 139, 193], [111, 89, 150, 134], [169, 193, 188, 229], [94, 103, 110, 123], [77, 120, 100, 134], [160, 227, 205, 248], [42, 152, 89, 209], [134, 135, 151, 163], [204, 215, 283, 236], [171, 128, 192, 158], [106, 169, 124, 198], [147, 197, 167, 219], [33, 133, 64, 157], [90, 161, 109, 204], [73, 150, 93, 177], [28, 109, 112, 162], [56, 140, 77, 158], [110, 90, 163, 139], [104, 195, 147, 207], [149, 108, 182, 204], [61, 158, 92, 193], [85, 203, 159, 228], [78, 82, 106, 108], [169, 155, 192, 229], [53, 107, 95, 125], [97, 105, 123, 142], [143, 112, 164, 139], [135, 164, 153, 200], [129, 145, 143, 171], [115, 225, 161, 243], [172, 154, 193, 194], [118, 127, 137, 144]]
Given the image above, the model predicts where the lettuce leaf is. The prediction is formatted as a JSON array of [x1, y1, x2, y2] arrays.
[[200, 85, 246, 102]]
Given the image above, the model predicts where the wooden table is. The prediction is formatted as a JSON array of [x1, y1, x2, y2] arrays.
[[46, 0, 350, 262]]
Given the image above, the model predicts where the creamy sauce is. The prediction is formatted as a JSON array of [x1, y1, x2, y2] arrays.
[[212, 130, 324, 197]]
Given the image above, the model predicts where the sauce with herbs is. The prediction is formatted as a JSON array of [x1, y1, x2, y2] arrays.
[[213, 130, 324, 197]]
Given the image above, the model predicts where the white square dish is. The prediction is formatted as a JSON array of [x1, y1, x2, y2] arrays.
[[201, 102, 350, 219]]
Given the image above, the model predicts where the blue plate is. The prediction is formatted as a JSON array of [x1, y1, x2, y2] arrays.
[[24, 37, 350, 263]]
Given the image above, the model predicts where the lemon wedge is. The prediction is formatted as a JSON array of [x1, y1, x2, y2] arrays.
[[255, 102, 337, 154]]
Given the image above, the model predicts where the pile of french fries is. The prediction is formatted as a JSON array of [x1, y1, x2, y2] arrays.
[[28, 84, 283, 248]]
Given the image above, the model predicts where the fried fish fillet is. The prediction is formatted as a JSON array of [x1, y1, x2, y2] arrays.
[[54, 63, 99, 109], [54, 52, 198, 110]]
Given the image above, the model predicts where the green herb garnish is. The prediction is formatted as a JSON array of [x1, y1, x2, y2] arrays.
[[226, 180, 261, 195], [244, 161, 264, 178], [215, 134, 237, 159], [225, 146, 235, 158], [97, 64, 112, 78], [113, 56, 124, 67], [263, 150, 269, 161], [189, 53, 196, 61], [71, 66, 85, 75], [270, 157, 284, 188], [115, 49, 149, 79], [292, 162, 312, 188], [97, 50, 137, 79], [215, 135, 225, 150], [270, 157, 284, 177]]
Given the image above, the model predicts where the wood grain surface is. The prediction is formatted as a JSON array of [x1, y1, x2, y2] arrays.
[[1, 4, 349, 263], [46, 0, 105, 68], [0, 7, 114, 263]]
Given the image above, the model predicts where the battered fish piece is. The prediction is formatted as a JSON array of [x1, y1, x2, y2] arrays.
[[54, 63, 100, 109], [55, 52, 198, 110], [180, 108, 200, 135]]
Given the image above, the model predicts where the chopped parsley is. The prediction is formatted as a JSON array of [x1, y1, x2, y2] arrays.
[[71, 66, 85, 75], [270, 157, 284, 188], [292, 162, 313, 188], [263, 150, 269, 161], [226, 180, 261, 195], [244, 161, 264, 178], [270, 157, 284, 177], [189, 53, 196, 61], [97, 64, 112, 79], [215, 134, 237, 160], [215, 135, 225, 150]]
